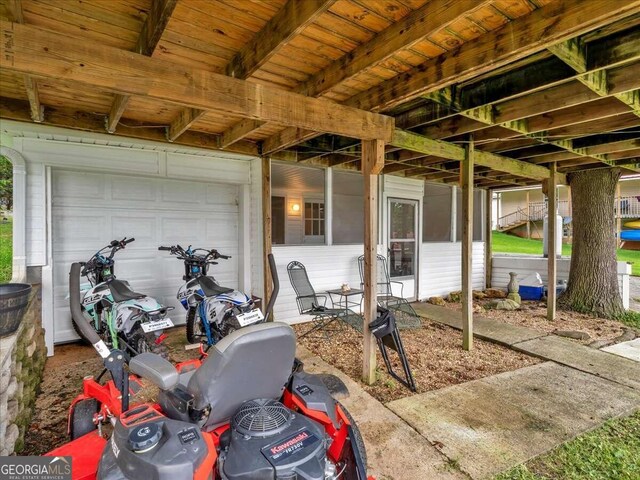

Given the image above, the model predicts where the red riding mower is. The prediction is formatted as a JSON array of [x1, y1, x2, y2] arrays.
[[47, 254, 371, 480]]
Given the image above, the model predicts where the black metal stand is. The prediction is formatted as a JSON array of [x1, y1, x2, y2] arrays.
[[368, 307, 416, 392]]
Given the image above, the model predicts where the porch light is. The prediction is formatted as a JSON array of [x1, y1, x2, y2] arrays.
[[292, 203, 300, 212]]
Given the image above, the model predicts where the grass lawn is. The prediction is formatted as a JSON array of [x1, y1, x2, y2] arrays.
[[495, 410, 640, 480], [0, 218, 11, 282], [492, 231, 640, 276]]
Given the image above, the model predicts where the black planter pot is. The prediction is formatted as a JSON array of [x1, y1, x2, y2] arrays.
[[0, 283, 32, 338]]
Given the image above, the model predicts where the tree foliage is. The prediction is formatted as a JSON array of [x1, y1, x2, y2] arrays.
[[0, 155, 12, 211]]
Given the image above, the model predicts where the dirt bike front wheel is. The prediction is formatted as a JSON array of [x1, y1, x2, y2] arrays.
[[185, 307, 203, 344]]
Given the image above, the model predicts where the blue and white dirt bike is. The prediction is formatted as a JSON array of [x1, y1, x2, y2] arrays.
[[159, 244, 264, 345], [70, 238, 173, 357]]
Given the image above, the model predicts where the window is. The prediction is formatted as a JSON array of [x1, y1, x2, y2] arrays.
[[270, 163, 325, 245], [456, 188, 485, 242], [423, 183, 452, 242], [332, 170, 363, 244], [304, 201, 325, 237]]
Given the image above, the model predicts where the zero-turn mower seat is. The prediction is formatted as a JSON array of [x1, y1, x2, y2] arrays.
[[187, 322, 296, 429], [108, 279, 146, 303], [197, 276, 234, 297]]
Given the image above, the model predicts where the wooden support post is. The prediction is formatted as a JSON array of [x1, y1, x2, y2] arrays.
[[262, 156, 273, 315], [547, 162, 558, 321], [526, 190, 531, 239], [616, 183, 622, 247], [461, 138, 474, 350], [362, 139, 384, 385], [485, 188, 492, 289]]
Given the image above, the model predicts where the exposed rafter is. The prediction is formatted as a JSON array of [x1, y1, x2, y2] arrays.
[[213, 0, 336, 147], [0, 20, 394, 142], [6, 0, 43, 123], [262, 0, 640, 154], [106, 0, 178, 133]]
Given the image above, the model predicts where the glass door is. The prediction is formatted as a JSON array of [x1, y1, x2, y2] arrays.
[[387, 198, 418, 299]]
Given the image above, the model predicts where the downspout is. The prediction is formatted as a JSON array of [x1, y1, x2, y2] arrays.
[[0, 146, 27, 283]]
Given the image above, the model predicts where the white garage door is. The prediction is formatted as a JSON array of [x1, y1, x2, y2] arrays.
[[52, 169, 240, 343]]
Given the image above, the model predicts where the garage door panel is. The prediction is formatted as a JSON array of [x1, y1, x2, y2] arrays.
[[52, 170, 241, 344], [110, 216, 157, 245], [112, 178, 157, 202], [53, 214, 104, 246], [52, 171, 105, 201], [206, 184, 238, 205], [161, 181, 205, 204]]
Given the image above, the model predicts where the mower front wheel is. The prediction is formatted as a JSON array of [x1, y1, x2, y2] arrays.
[[70, 399, 99, 440], [339, 402, 367, 469]]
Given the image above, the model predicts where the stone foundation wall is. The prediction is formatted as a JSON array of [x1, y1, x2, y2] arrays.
[[0, 286, 46, 455]]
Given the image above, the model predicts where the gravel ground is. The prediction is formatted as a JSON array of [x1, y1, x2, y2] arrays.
[[295, 317, 539, 404], [441, 299, 629, 345]]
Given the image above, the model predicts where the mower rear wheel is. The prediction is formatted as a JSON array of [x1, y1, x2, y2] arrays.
[[338, 402, 367, 469], [70, 399, 98, 440]]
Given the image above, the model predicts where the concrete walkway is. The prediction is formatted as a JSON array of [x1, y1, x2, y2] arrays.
[[297, 345, 466, 480], [387, 302, 640, 478]]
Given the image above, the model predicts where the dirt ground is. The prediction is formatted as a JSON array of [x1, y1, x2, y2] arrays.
[[294, 317, 539, 404], [441, 299, 630, 345], [22, 327, 197, 456]]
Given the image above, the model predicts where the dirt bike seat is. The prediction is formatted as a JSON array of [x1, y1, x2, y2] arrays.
[[108, 279, 146, 303], [197, 276, 234, 297]]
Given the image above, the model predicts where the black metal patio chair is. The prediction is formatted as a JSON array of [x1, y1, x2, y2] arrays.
[[357, 254, 421, 329], [287, 261, 362, 337]]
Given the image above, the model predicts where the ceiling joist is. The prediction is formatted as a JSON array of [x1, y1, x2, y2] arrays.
[[106, 0, 178, 134], [0, 20, 394, 142]]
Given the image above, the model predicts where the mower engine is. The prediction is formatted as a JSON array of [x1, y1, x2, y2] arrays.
[[218, 398, 336, 480], [96, 405, 214, 480]]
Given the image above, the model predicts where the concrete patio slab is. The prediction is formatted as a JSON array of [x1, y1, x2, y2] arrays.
[[602, 338, 640, 362], [512, 335, 640, 391], [412, 302, 547, 346], [387, 362, 640, 479], [296, 345, 465, 480]]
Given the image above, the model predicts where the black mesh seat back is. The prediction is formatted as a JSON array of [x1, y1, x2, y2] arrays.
[[198, 276, 234, 296], [287, 261, 319, 314], [108, 279, 146, 303], [187, 322, 296, 429], [357, 254, 393, 297]]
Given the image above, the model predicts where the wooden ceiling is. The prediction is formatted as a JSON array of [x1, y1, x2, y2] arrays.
[[1, 0, 639, 188]]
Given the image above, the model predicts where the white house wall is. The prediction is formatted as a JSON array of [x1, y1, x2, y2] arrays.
[[419, 242, 486, 298]]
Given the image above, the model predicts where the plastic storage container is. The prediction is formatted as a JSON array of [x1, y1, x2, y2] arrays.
[[519, 285, 544, 301]]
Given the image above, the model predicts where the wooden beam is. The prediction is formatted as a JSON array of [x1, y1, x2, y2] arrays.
[[22, 75, 43, 123], [220, 119, 266, 149], [347, 0, 640, 112], [167, 108, 207, 142], [226, 0, 334, 79], [0, 96, 302, 162], [262, 156, 273, 310], [217, 0, 335, 147], [485, 188, 492, 288], [106, 0, 178, 133], [547, 162, 558, 321], [390, 129, 561, 182], [461, 138, 474, 350], [6, 0, 43, 123], [135, 0, 178, 56], [0, 20, 394, 142], [362, 139, 384, 384]]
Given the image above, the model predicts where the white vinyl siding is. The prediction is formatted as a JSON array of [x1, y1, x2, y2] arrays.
[[419, 242, 486, 298]]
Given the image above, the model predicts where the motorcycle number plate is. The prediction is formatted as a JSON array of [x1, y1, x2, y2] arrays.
[[236, 308, 264, 327], [140, 318, 174, 333]]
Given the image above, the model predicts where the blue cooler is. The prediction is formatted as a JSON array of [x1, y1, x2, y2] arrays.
[[519, 285, 544, 301]]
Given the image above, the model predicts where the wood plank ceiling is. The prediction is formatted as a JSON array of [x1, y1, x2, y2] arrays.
[[1, 0, 639, 188]]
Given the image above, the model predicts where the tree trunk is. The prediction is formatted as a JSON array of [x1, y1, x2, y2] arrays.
[[559, 168, 624, 317]]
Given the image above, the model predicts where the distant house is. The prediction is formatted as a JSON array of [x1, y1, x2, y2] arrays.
[[494, 177, 640, 239]]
